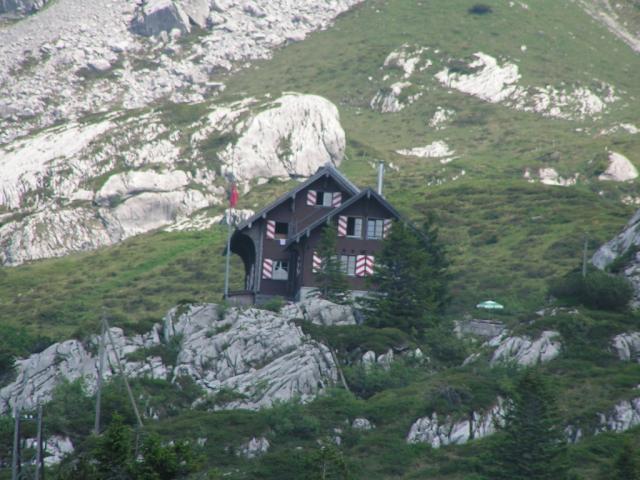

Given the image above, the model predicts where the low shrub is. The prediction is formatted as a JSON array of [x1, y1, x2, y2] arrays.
[[468, 4, 493, 15], [549, 270, 633, 312]]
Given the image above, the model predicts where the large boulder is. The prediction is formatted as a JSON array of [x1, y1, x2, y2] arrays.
[[612, 332, 640, 362], [489, 331, 561, 366], [219, 94, 346, 183], [131, 0, 192, 37], [406, 399, 504, 447], [0, 0, 47, 15]]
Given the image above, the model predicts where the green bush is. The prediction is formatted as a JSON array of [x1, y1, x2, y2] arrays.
[[263, 296, 285, 313], [549, 270, 633, 311], [468, 4, 492, 15]]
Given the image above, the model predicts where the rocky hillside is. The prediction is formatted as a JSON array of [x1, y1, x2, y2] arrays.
[[2, 0, 640, 478]]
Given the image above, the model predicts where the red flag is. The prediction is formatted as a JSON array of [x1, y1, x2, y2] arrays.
[[229, 183, 239, 208]]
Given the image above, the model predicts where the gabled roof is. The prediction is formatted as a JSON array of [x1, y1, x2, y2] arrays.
[[235, 164, 360, 231], [285, 187, 405, 247]]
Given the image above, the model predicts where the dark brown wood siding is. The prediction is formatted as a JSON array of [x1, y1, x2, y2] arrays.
[[298, 195, 396, 291]]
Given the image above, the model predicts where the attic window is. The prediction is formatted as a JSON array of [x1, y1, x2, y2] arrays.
[[315, 192, 333, 207], [274, 222, 288, 239], [346, 217, 363, 238]]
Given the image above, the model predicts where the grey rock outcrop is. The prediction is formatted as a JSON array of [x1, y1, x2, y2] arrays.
[[596, 397, 640, 434], [131, 0, 192, 37], [612, 332, 640, 362], [1, 301, 340, 414], [489, 331, 561, 366], [592, 209, 640, 307], [282, 298, 356, 326], [352, 417, 374, 431], [238, 436, 270, 459], [406, 399, 505, 447], [0, 0, 47, 15]]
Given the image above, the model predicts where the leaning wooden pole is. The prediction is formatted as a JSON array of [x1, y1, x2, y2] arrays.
[[11, 405, 20, 480], [35, 405, 44, 480], [94, 314, 107, 435], [104, 319, 144, 428]]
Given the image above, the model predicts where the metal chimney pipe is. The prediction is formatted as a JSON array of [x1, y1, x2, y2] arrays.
[[377, 161, 385, 196]]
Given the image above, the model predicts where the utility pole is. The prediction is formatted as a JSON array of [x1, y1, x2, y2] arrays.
[[104, 318, 144, 429], [35, 405, 44, 480], [11, 405, 20, 480], [94, 313, 107, 435], [582, 235, 589, 278]]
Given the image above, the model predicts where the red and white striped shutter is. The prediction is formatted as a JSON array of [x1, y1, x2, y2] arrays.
[[337, 216, 348, 237], [355, 255, 367, 277], [312, 251, 323, 273], [383, 219, 392, 239], [332, 192, 342, 207], [307, 190, 317, 206], [266, 220, 276, 239], [365, 255, 375, 276], [262, 258, 273, 279]]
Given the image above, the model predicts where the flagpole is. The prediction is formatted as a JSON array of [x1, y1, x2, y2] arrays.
[[224, 207, 232, 299]]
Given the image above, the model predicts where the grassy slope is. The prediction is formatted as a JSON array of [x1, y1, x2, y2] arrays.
[[2, 1, 640, 479]]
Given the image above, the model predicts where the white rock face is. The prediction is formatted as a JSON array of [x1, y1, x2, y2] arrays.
[[219, 94, 346, 183], [95, 170, 191, 206], [167, 304, 338, 410], [0, 93, 343, 265], [524, 167, 579, 187], [238, 436, 270, 459], [407, 399, 504, 447], [282, 298, 357, 326], [396, 141, 456, 162], [0, 0, 364, 145], [454, 319, 506, 339], [612, 332, 640, 362], [0, 0, 47, 15], [0, 326, 163, 414], [598, 152, 638, 182], [24, 435, 74, 466], [352, 417, 374, 431], [429, 107, 455, 130], [597, 397, 640, 433], [370, 45, 430, 113], [490, 331, 562, 366], [131, 0, 192, 36], [592, 209, 640, 307], [1, 301, 340, 414], [435, 52, 618, 120]]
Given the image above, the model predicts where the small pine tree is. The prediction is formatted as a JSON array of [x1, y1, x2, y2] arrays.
[[303, 441, 352, 480], [365, 220, 448, 334], [487, 370, 568, 480], [312, 224, 351, 304], [611, 441, 640, 480]]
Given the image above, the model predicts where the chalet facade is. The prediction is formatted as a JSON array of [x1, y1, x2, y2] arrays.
[[228, 166, 403, 303]]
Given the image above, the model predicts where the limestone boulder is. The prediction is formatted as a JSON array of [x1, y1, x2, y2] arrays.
[[490, 331, 561, 366], [131, 0, 191, 37], [0, 0, 47, 15], [612, 332, 640, 362]]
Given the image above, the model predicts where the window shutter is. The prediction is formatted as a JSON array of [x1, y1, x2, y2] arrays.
[[312, 251, 323, 273], [355, 255, 367, 277], [307, 190, 317, 206], [337, 216, 348, 237], [266, 220, 276, 239], [383, 219, 392, 239], [332, 192, 342, 207], [262, 258, 273, 279], [365, 255, 375, 276]]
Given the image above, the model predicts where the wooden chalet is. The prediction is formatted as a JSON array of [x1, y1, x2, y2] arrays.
[[228, 165, 403, 303]]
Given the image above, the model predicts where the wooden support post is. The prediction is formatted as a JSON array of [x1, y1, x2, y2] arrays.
[[94, 314, 107, 435], [35, 405, 44, 480], [104, 319, 144, 429], [11, 405, 20, 480]]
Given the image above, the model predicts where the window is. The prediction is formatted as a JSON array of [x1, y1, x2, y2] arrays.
[[272, 260, 289, 280], [274, 222, 288, 240], [340, 255, 357, 276], [367, 219, 384, 240], [346, 217, 363, 238], [315, 191, 333, 207]]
